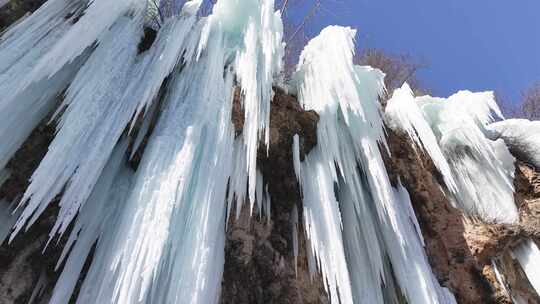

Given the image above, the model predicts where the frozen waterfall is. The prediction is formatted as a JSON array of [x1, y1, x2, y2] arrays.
[[0, 0, 538, 303]]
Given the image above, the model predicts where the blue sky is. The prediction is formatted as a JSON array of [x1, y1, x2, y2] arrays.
[[285, 0, 540, 103]]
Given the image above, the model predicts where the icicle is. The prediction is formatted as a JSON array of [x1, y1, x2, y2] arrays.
[[227, 137, 249, 221], [126, 3, 203, 130], [129, 101, 159, 160], [0, 200, 20, 244], [27, 0, 145, 85], [265, 184, 272, 223], [48, 141, 131, 304], [512, 239, 540, 295], [73, 16, 238, 302], [291, 134, 301, 275], [298, 148, 354, 303], [0, 0, 90, 175], [0, 0, 143, 100], [294, 25, 456, 304], [74, 165, 135, 304], [338, 179, 387, 304], [385, 83, 457, 193], [12, 1, 203, 240], [12, 13, 145, 238], [387, 183, 457, 304], [293, 26, 383, 303], [292, 134, 302, 185], [487, 119, 540, 169], [204, 0, 284, 204], [291, 204, 299, 276]]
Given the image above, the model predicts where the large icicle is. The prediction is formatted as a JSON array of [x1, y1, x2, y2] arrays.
[[71, 11, 237, 302], [0, 0, 141, 99], [67, 2, 284, 300], [0, 200, 20, 244], [0, 0, 89, 174], [294, 26, 455, 304], [111, 44, 229, 304], [12, 13, 145, 238], [206, 0, 284, 204], [12, 1, 202, 239], [297, 148, 354, 303], [48, 141, 132, 304]]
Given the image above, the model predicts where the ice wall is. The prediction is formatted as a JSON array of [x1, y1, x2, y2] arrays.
[[293, 26, 456, 304]]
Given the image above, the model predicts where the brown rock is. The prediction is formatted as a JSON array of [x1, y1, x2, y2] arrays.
[[222, 88, 326, 303]]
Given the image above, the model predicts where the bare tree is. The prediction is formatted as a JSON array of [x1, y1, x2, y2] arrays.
[[521, 81, 540, 120], [354, 48, 429, 98], [493, 92, 521, 119]]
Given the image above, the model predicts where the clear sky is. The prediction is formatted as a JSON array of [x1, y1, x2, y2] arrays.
[[287, 0, 540, 103]]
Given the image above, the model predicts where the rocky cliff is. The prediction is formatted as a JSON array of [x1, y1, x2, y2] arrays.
[[0, 86, 538, 303]]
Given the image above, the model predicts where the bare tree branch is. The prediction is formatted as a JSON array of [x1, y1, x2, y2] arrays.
[[280, 0, 290, 16], [287, 0, 321, 45], [521, 82, 540, 119]]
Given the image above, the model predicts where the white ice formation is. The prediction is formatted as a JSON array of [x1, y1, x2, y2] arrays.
[[0, 0, 538, 303], [386, 84, 519, 224], [293, 26, 456, 304]]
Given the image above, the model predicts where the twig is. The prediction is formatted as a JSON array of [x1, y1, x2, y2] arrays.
[[150, 0, 164, 28], [280, 0, 290, 16], [287, 0, 321, 45]]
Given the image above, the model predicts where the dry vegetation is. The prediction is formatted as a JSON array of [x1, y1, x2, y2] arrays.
[[278, 0, 427, 96], [354, 48, 429, 98], [498, 82, 540, 119], [521, 82, 540, 119]]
